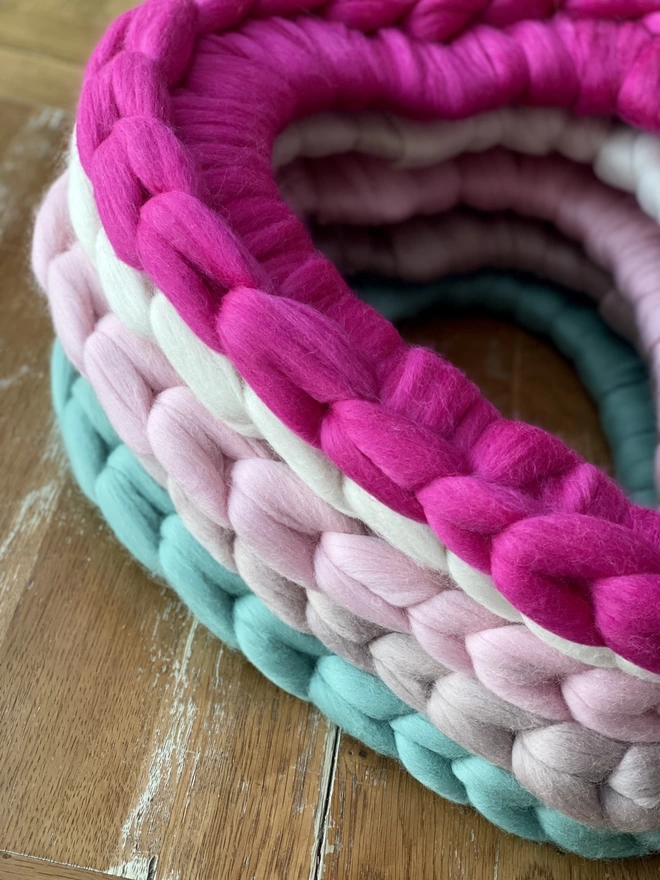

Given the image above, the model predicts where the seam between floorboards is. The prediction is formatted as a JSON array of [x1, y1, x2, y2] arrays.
[[0, 850, 122, 878], [309, 725, 341, 880]]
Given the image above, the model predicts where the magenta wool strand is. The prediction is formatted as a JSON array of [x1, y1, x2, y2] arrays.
[[74, 0, 660, 674]]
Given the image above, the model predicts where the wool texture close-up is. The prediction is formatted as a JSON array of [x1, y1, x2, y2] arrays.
[[13, 0, 660, 874], [49, 339, 660, 860], [36, 175, 660, 835]]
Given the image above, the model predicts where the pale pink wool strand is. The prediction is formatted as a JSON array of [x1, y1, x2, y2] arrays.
[[33, 176, 660, 833], [316, 211, 611, 297], [75, 0, 660, 674]]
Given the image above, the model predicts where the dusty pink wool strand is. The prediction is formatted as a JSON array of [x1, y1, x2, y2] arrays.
[[34, 176, 660, 832], [76, 0, 660, 673], [281, 150, 657, 338]]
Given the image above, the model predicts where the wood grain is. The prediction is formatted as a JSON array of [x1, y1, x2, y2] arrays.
[[0, 5, 659, 879], [0, 852, 118, 880], [0, 44, 81, 108]]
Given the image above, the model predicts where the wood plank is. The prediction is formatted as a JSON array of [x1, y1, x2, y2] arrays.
[[0, 98, 329, 880], [0, 479, 332, 878], [0, 852, 118, 880], [0, 45, 81, 109], [0, 1, 133, 67], [0, 100, 71, 645], [0, 0, 135, 108], [155, 650, 338, 880]]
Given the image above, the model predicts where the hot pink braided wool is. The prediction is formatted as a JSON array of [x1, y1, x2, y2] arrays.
[[76, 1, 660, 674], [34, 174, 660, 833]]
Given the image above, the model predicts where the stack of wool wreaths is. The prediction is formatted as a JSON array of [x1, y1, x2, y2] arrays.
[[32, 0, 660, 858]]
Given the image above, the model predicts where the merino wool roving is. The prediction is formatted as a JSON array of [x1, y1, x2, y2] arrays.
[[65, 138, 660, 677], [34, 0, 660, 857], [34, 164, 660, 836], [65, 0, 660, 679], [52, 339, 660, 859]]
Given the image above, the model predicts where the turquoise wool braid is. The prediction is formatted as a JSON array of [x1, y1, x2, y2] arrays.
[[51, 339, 660, 859], [357, 272, 656, 507]]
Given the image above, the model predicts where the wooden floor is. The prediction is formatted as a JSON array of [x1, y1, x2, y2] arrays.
[[0, 3, 659, 878]]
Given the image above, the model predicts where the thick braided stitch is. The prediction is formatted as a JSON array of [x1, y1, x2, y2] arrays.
[[36, 180, 660, 830], [357, 275, 655, 507], [73, 6, 660, 673], [267, 1, 660, 39], [47, 169, 660, 678], [67, 132, 660, 673], [51, 338, 660, 858]]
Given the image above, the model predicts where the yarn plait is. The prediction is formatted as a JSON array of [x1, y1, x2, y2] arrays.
[[86, 0, 659, 71], [319, 0, 568, 39], [42, 167, 660, 684], [492, 516, 660, 653], [77, 0, 660, 660], [37, 196, 660, 830], [51, 340, 660, 858], [217, 286, 483, 513]]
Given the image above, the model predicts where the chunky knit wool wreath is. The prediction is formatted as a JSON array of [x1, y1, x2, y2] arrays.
[[36, 161, 660, 832], [52, 340, 660, 859], [49, 153, 660, 681], [69, 0, 660, 678]]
